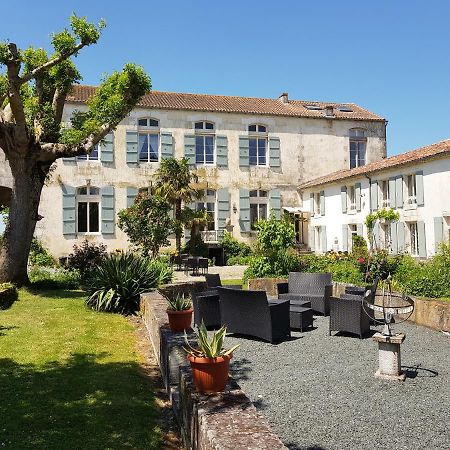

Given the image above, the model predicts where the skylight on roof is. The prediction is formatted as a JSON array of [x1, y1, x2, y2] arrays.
[[337, 106, 353, 112], [304, 105, 322, 111]]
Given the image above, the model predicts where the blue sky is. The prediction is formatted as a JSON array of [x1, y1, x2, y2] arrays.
[[2, 0, 450, 156]]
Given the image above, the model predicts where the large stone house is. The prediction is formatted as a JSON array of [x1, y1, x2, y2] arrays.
[[300, 139, 450, 258], [1, 86, 387, 257]]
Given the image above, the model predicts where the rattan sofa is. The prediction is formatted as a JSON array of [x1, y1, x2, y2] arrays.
[[192, 291, 221, 329], [217, 287, 291, 343], [204, 274, 242, 291], [277, 272, 333, 315]]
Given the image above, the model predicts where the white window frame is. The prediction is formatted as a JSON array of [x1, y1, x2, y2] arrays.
[[77, 144, 101, 162], [348, 185, 357, 211], [138, 117, 160, 163], [196, 189, 217, 231], [194, 121, 215, 165], [349, 128, 367, 169], [249, 190, 269, 228], [315, 226, 323, 252], [348, 224, 358, 251], [248, 124, 268, 167], [313, 192, 321, 216], [405, 174, 417, 205], [380, 180, 390, 208], [407, 221, 419, 255], [381, 222, 391, 251], [76, 186, 101, 234]]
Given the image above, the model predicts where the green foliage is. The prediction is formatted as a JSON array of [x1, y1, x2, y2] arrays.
[[351, 234, 368, 260], [29, 267, 81, 290], [243, 250, 301, 282], [118, 193, 173, 258], [254, 215, 295, 254], [0, 282, 18, 309], [182, 233, 208, 257], [86, 252, 173, 313], [166, 293, 192, 311], [226, 255, 253, 266], [221, 231, 252, 263], [29, 238, 55, 267], [365, 208, 400, 230], [67, 240, 107, 279], [184, 323, 239, 358]]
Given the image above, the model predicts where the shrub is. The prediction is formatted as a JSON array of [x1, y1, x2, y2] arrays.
[[221, 231, 252, 262], [0, 282, 18, 309], [243, 250, 301, 282], [67, 240, 107, 279], [351, 234, 368, 261], [226, 255, 253, 266], [86, 252, 173, 313], [29, 238, 55, 267], [254, 215, 295, 254], [29, 267, 81, 290], [182, 233, 208, 257]]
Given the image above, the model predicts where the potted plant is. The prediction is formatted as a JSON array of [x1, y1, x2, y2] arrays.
[[184, 323, 239, 394], [166, 293, 193, 332]]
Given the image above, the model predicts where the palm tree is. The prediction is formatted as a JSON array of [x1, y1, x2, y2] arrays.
[[154, 158, 201, 255]]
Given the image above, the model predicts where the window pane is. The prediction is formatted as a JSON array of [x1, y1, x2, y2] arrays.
[[77, 153, 87, 160], [249, 138, 257, 165], [195, 122, 203, 130], [206, 189, 215, 197], [89, 202, 99, 232], [89, 187, 100, 195], [205, 122, 214, 130], [258, 139, 266, 165], [149, 134, 159, 162], [357, 142, 366, 166], [90, 145, 99, 160], [259, 191, 268, 197], [78, 187, 87, 195], [196, 203, 205, 211], [149, 118, 159, 127], [259, 204, 267, 221], [250, 204, 258, 225], [258, 125, 267, 132], [248, 124, 257, 132], [78, 202, 87, 232], [205, 136, 214, 163], [139, 134, 149, 161], [138, 118, 148, 126], [196, 136, 204, 163], [249, 190, 258, 197]]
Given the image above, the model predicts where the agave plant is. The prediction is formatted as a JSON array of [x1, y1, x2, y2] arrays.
[[166, 293, 192, 311], [184, 322, 240, 358], [86, 252, 173, 313]]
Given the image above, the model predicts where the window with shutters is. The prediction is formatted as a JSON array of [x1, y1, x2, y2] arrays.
[[314, 226, 323, 252], [76, 186, 100, 233], [348, 224, 358, 251], [405, 174, 417, 205], [77, 144, 100, 162], [349, 128, 366, 169], [249, 190, 268, 227], [381, 223, 391, 251], [379, 180, 390, 207], [407, 221, 419, 255], [313, 192, 321, 215], [138, 118, 160, 162], [194, 121, 215, 165], [196, 189, 216, 230], [348, 185, 357, 211], [248, 124, 268, 166]]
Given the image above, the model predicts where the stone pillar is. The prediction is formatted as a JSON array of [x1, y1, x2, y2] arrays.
[[372, 332, 406, 381]]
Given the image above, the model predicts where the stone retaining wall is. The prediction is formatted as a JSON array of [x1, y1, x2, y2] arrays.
[[140, 282, 287, 450]]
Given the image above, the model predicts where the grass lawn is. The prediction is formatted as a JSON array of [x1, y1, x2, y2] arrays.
[[0, 289, 162, 450]]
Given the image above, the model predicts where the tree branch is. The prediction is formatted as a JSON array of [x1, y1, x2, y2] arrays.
[[5, 44, 26, 125], [52, 87, 67, 125], [20, 42, 84, 85]]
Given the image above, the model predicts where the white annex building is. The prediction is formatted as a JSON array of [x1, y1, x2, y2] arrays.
[[300, 139, 450, 258]]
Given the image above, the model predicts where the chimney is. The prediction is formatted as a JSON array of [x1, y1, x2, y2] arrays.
[[324, 105, 335, 117], [278, 92, 289, 104]]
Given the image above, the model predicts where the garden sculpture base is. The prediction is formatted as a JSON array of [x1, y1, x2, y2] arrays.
[[372, 332, 406, 381]]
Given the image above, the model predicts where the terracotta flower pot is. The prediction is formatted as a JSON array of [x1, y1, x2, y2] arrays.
[[187, 354, 232, 394], [167, 309, 193, 332]]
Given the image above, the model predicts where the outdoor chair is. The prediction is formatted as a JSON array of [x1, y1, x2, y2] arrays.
[[340, 278, 379, 323], [192, 291, 221, 329], [198, 257, 209, 275], [277, 272, 333, 315], [205, 274, 242, 292], [217, 287, 291, 343]]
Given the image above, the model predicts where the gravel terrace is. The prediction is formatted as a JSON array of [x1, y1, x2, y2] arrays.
[[227, 317, 450, 450]]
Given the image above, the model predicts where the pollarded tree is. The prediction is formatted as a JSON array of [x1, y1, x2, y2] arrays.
[[0, 15, 150, 285]]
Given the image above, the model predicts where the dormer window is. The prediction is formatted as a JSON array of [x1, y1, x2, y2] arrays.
[[138, 118, 160, 163], [248, 124, 268, 166]]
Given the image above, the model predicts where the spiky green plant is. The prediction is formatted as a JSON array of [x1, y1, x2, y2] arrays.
[[184, 322, 240, 358], [86, 252, 173, 313], [166, 293, 192, 311]]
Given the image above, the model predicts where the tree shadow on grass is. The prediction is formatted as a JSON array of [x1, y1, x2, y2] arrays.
[[23, 288, 86, 300], [0, 353, 163, 450], [0, 325, 18, 337]]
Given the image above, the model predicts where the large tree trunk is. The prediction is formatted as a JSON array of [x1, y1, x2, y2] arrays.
[[0, 156, 45, 285]]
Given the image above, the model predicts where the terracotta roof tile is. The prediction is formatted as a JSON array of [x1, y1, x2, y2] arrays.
[[299, 139, 450, 189], [67, 85, 385, 122]]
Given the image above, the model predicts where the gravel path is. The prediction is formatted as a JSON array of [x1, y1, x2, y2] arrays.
[[227, 317, 450, 450]]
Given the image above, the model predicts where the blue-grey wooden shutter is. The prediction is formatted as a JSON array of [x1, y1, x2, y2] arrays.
[[341, 186, 347, 213], [161, 132, 173, 160], [270, 189, 281, 219], [309, 226, 315, 252], [370, 181, 378, 211], [417, 221, 427, 258], [127, 187, 138, 207], [101, 132, 114, 163], [415, 171, 424, 206], [373, 222, 380, 248], [239, 188, 250, 232], [101, 186, 115, 234], [342, 225, 348, 252], [320, 190, 325, 216], [126, 131, 138, 164], [356, 223, 363, 237], [310, 193, 315, 214], [239, 136, 249, 167], [355, 183, 361, 212], [434, 217, 444, 254], [184, 134, 196, 167], [390, 222, 398, 253], [62, 185, 76, 235], [216, 135, 228, 169], [397, 222, 405, 253], [389, 177, 396, 208], [269, 137, 281, 168], [321, 226, 327, 252], [395, 176, 403, 208], [217, 188, 229, 229]]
